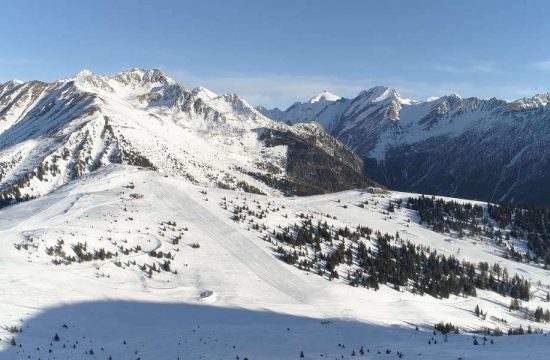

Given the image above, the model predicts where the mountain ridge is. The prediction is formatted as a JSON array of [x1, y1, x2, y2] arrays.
[[259, 87, 550, 205], [0, 69, 376, 206]]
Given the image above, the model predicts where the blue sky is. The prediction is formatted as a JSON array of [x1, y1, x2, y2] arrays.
[[1, 0, 549, 107]]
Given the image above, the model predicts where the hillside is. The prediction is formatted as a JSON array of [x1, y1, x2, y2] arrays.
[[259, 88, 550, 205], [1, 166, 550, 359]]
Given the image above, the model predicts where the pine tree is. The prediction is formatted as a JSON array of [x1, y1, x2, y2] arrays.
[[534, 307, 544, 322], [509, 298, 520, 311]]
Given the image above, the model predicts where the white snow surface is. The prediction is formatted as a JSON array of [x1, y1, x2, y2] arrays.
[[0, 165, 549, 359], [191, 86, 218, 102], [309, 90, 341, 103]]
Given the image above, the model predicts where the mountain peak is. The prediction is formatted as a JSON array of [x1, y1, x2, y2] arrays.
[[507, 92, 550, 111], [74, 69, 114, 92], [0, 79, 24, 89], [192, 86, 218, 101], [358, 86, 400, 103], [309, 90, 341, 103], [72, 68, 176, 93], [74, 69, 100, 82], [75, 69, 94, 77], [112, 68, 175, 86]]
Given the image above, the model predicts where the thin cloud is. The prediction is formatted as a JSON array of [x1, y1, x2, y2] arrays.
[[162, 69, 545, 109], [471, 61, 503, 74], [533, 60, 550, 71], [384, 78, 546, 102], [432, 61, 503, 74], [167, 69, 371, 108], [0, 57, 40, 66], [432, 64, 465, 74]]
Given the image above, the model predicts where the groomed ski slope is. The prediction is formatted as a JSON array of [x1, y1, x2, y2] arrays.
[[0, 165, 549, 359]]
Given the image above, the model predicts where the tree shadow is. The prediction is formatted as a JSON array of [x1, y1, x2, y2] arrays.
[[0, 300, 546, 359]]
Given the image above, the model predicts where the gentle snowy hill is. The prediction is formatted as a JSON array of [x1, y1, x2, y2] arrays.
[[260, 88, 550, 205], [0, 69, 375, 205], [1, 166, 550, 359]]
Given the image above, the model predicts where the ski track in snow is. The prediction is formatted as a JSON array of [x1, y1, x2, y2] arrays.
[[153, 180, 318, 304]]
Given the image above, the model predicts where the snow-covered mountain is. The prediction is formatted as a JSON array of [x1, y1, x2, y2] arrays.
[[257, 90, 350, 131], [259, 88, 550, 205], [0, 69, 375, 205], [1, 70, 550, 359]]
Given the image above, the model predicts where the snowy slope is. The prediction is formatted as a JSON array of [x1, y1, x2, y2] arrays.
[[1, 166, 550, 359]]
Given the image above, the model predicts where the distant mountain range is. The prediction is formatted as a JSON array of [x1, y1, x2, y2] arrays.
[[258, 88, 550, 205]]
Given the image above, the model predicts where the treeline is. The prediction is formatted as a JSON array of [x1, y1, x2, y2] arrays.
[[272, 219, 530, 301], [407, 196, 550, 264], [406, 196, 484, 237], [488, 203, 550, 264]]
